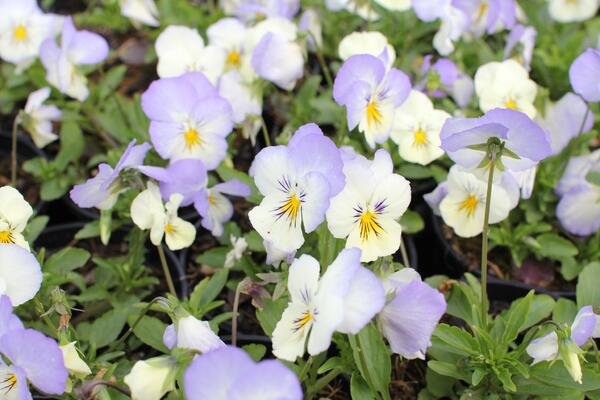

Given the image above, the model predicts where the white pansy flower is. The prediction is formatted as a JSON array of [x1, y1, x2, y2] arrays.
[[373, 0, 411, 11], [548, 0, 598, 23], [120, 0, 160, 27], [162, 315, 226, 353], [22, 87, 61, 148], [124, 356, 177, 400], [338, 31, 396, 68], [0, 186, 33, 250]]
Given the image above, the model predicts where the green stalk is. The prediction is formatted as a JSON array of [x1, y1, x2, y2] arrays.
[[480, 147, 497, 327], [157, 244, 177, 297], [108, 298, 161, 351], [231, 281, 243, 347], [260, 117, 271, 147], [349, 334, 383, 400], [10, 115, 21, 186], [399, 235, 411, 269]]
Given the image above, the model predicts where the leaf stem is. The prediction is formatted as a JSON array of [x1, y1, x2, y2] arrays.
[[399, 235, 410, 269], [231, 280, 243, 347], [157, 244, 177, 297], [481, 147, 498, 327], [260, 116, 271, 147]]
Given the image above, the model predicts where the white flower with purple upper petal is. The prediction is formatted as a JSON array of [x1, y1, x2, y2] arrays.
[[21, 87, 61, 148], [333, 54, 411, 148], [337, 31, 396, 69], [229, 0, 300, 22], [248, 123, 345, 253], [120, 0, 160, 27], [39, 17, 109, 101], [184, 346, 303, 399], [197, 179, 251, 237], [272, 248, 385, 361], [454, 0, 516, 37], [70, 140, 151, 210], [162, 315, 226, 353], [440, 108, 552, 176], [504, 24, 537, 70], [569, 48, 600, 103], [0, 186, 33, 251], [527, 306, 599, 384], [326, 149, 411, 262], [413, 0, 469, 55], [0, 245, 42, 305], [556, 150, 600, 236], [378, 268, 446, 359], [0, 0, 62, 71], [548, 0, 598, 23], [391, 90, 451, 165], [141, 72, 234, 168], [474, 59, 537, 118]]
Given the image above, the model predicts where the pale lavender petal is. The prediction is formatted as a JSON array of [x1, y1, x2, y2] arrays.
[[333, 54, 384, 105], [343, 80, 372, 130], [557, 185, 600, 236], [298, 171, 331, 233], [571, 306, 597, 346], [163, 324, 176, 350], [190, 97, 234, 137], [194, 190, 211, 217], [252, 33, 304, 90], [543, 93, 593, 155], [0, 296, 24, 338], [102, 141, 152, 191], [66, 30, 109, 65], [424, 182, 448, 216], [184, 346, 254, 400], [0, 329, 68, 395], [569, 48, 600, 103], [213, 180, 251, 197], [381, 68, 412, 107], [60, 17, 77, 49], [441, 122, 509, 168], [229, 360, 303, 400], [69, 164, 115, 209], [556, 151, 600, 195], [142, 76, 199, 122], [139, 159, 208, 206], [380, 279, 446, 357], [413, 0, 450, 21], [180, 72, 219, 102]]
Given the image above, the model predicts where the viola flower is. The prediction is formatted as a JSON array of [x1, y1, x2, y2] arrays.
[[70, 140, 151, 210], [21, 87, 61, 148], [0, 0, 62, 71], [120, 0, 160, 27], [230, 0, 300, 22], [162, 315, 226, 353], [372, 0, 411, 11], [264, 239, 296, 268], [537, 93, 593, 155], [504, 25, 537, 70], [299, 9, 323, 52], [248, 123, 345, 253], [272, 249, 385, 361], [527, 306, 599, 383], [438, 166, 517, 237], [440, 108, 552, 175], [548, 0, 598, 23], [155, 26, 224, 83], [60, 342, 92, 378], [218, 70, 263, 128], [390, 90, 451, 165], [207, 18, 255, 79], [40, 17, 109, 101], [474, 59, 538, 118], [0, 186, 33, 250], [125, 356, 177, 400], [337, 31, 396, 68], [454, 0, 516, 36], [420, 55, 457, 97], [556, 150, 600, 236], [569, 48, 600, 103], [0, 245, 42, 306], [225, 235, 248, 269], [250, 18, 305, 90], [184, 346, 303, 400], [333, 54, 411, 148], [378, 268, 446, 358], [413, 0, 469, 56], [424, 182, 448, 216], [141, 72, 234, 168], [325, 0, 380, 21], [196, 180, 251, 237], [0, 305, 68, 400], [130, 182, 196, 251], [326, 149, 411, 262]]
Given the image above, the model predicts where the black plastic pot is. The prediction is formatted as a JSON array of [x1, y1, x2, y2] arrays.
[[36, 222, 189, 298], [0, 131, 46, 213], [429, 210, 576, 302]]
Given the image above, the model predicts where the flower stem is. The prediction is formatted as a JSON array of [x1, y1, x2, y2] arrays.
[[399, 235, 411, 269], [306, 368, 342, 399], [260, 116, 271, 147], [480, 148, 497, 327], [109, 298, 161, 351], [10, 115, 20, 186], [231, 280, 243, 347], [156, 244, 177, 297]]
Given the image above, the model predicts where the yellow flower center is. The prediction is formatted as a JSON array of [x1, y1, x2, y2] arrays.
[[1, 373, 18, 392], [293, 311, 313, 332], [359, 210, 384, 241], [504, 98, 518, 110], [477, 2, 488, 19], [458, 195, 479, 217], [13, 25, 27, 41], [164, 224, 175, 233], [0, 230, 14, 244], [184, 128, 201, 149], [208, 195, 217, 206], [366, 99, 383, 127], [413, 128, 428, 145], [276, 194, 302, 226], [226, 50, 242, 68]]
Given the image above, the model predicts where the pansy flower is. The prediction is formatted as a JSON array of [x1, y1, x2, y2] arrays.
[[272, 248, 385, 361], [0, 187, 33, 250], [196, 180, 251, 237], [419, 55, 474, 107], [413, 0, 469, 56], [207, 18, 255, 80], [0, 244, 42, 305], [248, 123, 345, 253], [125, 356, 177, 400], [548, 0, 598, 23], [504, 24, 537, 71], [337, 31, 396, 68], [21, 87, 62, 148], [333, 53, 411, 148], [454, 0, 516, 37], [230, 0, 300, 22], [163, 315, 226, 353], [141, 72, 234, 168], [40, 17, 109, 101], [569, 48, 600, 103], [326, 149, 411, 262], [120, 0, 160, 27]]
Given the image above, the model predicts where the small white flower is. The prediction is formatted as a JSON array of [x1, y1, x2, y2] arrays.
[[120, 0, 160, 27], [0, 186, 33, 250], [60, 342, 92, 377], [474, 59, 537, 118], [338, 31, 396, 68], [162, 315, 226, 353], [22, 87, 61, 148], [124, 356, 177, 400], [548, 0, 598, 23], [391, 90, 450, 165], [224, 235, 248, 269], [130, 182, 196, 250]]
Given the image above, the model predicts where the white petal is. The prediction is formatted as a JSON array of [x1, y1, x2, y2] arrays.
[[164, 217, 196, 250], [0, 186, 33, 232], [288, 254, 320, 304], [526, 331, 559, 364]]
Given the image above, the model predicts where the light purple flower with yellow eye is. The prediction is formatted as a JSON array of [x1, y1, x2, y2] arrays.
[[454, 0, 516, 36], [196, 180, 251, 237], [70, 140, 151, 210], [569, 48, 600, 103], [141, 72, 234, 169], [420, 55, 473, 107], [40, 17, 109, 101], [378, 269, 446, 359], [556, 150, 600, 236], [333, 53, 411, 148], [504, 25, 537, 70], [440, 108, 552, 175], [248, 123, 345, 253], [184, 346, 302, 400]]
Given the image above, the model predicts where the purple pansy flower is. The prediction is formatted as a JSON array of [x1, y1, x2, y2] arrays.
[[421, 55, 459, 98], [440, 108, 552, 174], [141, 72, 234, 169], [184, 346, 302, 400], [569, 48, 600, 103], [454, 0, 516, 36], [70, 140, 151, 210], [333, 53, 411, 148], [504, 24, 537, 70], [248, 123, 345, 253], [196, 180, 251, 237]]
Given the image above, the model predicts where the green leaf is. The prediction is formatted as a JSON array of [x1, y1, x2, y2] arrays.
[[128, 315, 168, 353], [433, 324, 479, 356], [242, 344, 266, 362], [501, 290, 533, 344], [90, 309, 128, 348], [256, 297, 287, 337], [189, 269, 229, 313], [397, 164, 433, 179], [586, 171, 600, 186], [44, 247, 90, 274], [521, 294, 555, 331], [553, 298, 577, 325], [23, 216, 49, 245], [428, 360, 471, 382], [537, 233, 578, 259], [350, 373, 374, 399], [53, 121, 84, 170], [349, 323, 391, 398], [195, 247, 228, 268], [400, 210, 425, 234], [577, 262, 600, 308]]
